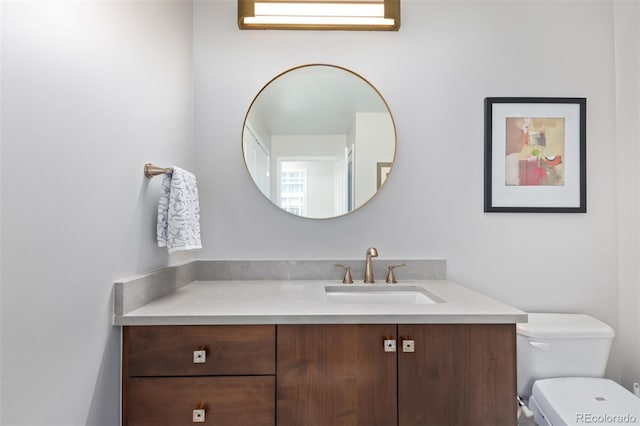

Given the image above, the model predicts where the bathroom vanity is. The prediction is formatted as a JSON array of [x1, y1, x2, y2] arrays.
[[123, 58, 530, 425], [114, 273, 526, 426]]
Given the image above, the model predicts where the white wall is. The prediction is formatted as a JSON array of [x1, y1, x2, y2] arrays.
[[195, 0, 632, 383], [0, 1, 3, 420], [0, 1, 194, 425], [615, 1, 640, 391]]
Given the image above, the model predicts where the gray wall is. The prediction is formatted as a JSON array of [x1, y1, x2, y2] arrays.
[[194, 0, 637, 386], [614, 1, 640, 393], [1, 1, 194, 424]]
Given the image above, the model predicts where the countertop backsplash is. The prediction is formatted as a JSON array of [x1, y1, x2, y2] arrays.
[[114, 259, 446, 317]]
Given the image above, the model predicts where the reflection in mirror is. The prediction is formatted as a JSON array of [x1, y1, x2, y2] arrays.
[[242, 64, 396, 219]]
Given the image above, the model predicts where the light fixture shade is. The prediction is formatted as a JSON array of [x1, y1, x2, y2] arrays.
[[238, 0, 400, 31]]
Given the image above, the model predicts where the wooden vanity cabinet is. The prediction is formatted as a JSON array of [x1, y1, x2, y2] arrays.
[[122, 323, 515, 426], [276, 323, 516, 426], [122, 325, 276, 426]]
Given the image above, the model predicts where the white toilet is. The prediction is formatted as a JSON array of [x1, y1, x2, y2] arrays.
[[517, 313, 640, 426]]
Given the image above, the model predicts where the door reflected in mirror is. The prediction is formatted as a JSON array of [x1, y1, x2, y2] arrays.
[[242, 64, 396, 219]]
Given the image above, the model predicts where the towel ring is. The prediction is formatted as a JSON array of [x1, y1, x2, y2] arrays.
[[144, 163, 173, 178]]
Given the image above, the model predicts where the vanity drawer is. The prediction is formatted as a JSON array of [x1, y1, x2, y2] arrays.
[[124, 325, 275, 376], [125, 376, 275, 426]]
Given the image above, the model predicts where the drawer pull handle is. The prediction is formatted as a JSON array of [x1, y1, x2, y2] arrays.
[[193, 349, 206, 364], [192, 408, 206, 423]]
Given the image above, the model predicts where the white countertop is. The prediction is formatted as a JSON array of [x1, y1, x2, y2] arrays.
[[113, 280, 527, 326]]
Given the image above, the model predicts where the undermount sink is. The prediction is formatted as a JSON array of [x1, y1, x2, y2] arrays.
[[324, 285, 445, 305]]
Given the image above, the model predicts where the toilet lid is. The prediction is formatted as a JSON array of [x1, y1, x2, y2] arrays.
[[517, 313, 615, 339], [532, 377, 640, 425]]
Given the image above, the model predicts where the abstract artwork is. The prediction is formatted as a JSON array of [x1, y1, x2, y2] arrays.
[[505, 117, 565, 187]]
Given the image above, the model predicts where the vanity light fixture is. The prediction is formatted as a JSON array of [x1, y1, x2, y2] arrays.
[[238, 0, 400, 31]]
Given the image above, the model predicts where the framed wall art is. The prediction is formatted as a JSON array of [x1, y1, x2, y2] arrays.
[[484, 97, 586, 213]]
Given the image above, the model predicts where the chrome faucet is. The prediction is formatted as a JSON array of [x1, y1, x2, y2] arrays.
[[364, 247, 378, 283]]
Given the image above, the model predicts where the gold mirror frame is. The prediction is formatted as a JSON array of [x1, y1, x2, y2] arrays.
[[238, 0, 400, 31], [241, 64, 397, 220]]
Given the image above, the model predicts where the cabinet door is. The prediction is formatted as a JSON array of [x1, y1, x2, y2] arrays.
[[126, 376, 275, 426], [277, 324, 397, 426], [398, 324, 516, 426]]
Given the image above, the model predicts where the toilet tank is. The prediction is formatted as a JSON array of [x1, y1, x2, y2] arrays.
[[517, 313, 614, 398]]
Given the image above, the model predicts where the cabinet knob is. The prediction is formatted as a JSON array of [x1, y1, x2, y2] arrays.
[[192, 408, 206, 423], [193, 349, 206, 364], [383, 338, 397, 352], [402, 338, 415, 353]]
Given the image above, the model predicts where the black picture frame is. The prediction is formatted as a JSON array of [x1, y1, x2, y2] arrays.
[[484, 97, 586, 213]]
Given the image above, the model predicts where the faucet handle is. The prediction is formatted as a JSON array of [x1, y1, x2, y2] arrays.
[[334, 264, 353, 284], [386, 263, 406, 284]]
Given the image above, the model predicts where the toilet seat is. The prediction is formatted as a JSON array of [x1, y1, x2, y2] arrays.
[[530, 377, 640, 426]]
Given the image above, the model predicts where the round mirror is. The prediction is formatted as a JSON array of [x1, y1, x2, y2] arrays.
[[242, 64, 397, 219]]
